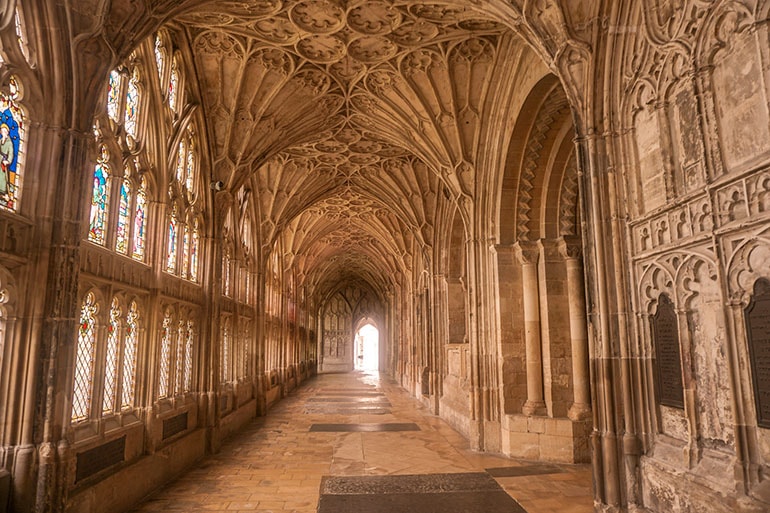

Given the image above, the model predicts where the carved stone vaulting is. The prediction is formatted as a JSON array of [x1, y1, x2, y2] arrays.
[[1, 0, 770, 512]]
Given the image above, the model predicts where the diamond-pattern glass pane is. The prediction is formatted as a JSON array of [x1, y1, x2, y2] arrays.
[[102, 298, 120, 414], [72, 293, 97, 422], [175, 319, 185, 395], [221, 317, 230, 382], [184, 321, 194, 392], [121, 302, 138, 409], [158, 313, 172, 398]]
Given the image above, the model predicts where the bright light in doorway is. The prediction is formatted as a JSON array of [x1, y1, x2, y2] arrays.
[[355, 324, 379, 371]]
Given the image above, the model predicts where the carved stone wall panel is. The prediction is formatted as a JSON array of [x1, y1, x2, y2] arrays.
[[668, 81, 706, 193], [710, 21, 770, 172], [634, 106, 667, 213], [0, 213, 33, 266], [685, 261, 734, 448], [80, 246, 154, 291]]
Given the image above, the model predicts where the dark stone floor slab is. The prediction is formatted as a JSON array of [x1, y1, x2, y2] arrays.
[[317, 473, 527, 513], [485, 464, 565, 477], [321, 473, 499, 494], [310, 423, 420, 432], [317, 490, 525, 513]]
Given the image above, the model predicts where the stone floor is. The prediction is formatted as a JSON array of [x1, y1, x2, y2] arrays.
[[130, 371, 593, 513]]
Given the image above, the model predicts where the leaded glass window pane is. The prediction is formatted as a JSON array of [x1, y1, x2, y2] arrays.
[[154, 35, 165, 85], [103, 298, 121, 414], [182, 225, 190, 279], [190, 224, 200, 282], [175, 319, 185, 395], [88, 147, 110, 245], [124, 69, 140, 140], [223, 251, 231, 297], [175, 139, 186, 184], [184, 321, 194, 392], [168, 57, 179, 112], [185, 134, 195, 194], [107, 71, 122, 124], [0, 76, 26, 212], [121, 302, 138, 409], [166, 210, 178, 273], [72, 293, 98, 422], [115, 178, 131, 254], [221, 317, 230, 382], [158, 312, 172, 398], [132, 177, 147, 261]]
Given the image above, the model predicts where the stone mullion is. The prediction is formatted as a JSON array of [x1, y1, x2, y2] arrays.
[[463, 237, 484, 449], [431, 272, 446, 413], [558, 237, 591, 421], [514, 241, 546, 417]]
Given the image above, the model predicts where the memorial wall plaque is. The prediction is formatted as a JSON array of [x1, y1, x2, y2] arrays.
[[652, 294, 684, 409], [745, 279, 770, 429], [75, 436, 126, 483]]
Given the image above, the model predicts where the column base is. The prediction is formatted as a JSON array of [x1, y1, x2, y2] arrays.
[[522, 400, 547, 416], [568, 402, 592, 422]]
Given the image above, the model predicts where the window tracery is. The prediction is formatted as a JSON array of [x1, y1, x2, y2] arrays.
[[165, 125, 202, 281], [71, 293, 142, 423], [88, 62, 150, 260]]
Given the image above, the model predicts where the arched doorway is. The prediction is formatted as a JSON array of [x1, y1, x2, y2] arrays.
[[354, 321, 379, 371]]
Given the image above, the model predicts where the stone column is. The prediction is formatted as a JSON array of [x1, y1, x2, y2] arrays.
[[514, 241, 546, 416], [559, 237, 592, 421]]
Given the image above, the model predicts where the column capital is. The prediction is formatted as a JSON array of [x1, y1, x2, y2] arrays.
[[513, 240, 539, 265], [557, 236, 583, 260]]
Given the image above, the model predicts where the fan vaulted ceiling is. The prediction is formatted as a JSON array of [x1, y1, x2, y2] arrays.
[[175, 1, 530, 300]]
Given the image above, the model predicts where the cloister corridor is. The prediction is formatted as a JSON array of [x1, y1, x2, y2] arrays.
[[129, 372, 592, 513]]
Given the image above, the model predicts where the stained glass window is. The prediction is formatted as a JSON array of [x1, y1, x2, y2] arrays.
[[185, 134, 196, 194], [184, 321, 194, 392], [88, 146, 111, 244], [14, 8, 30, 61], [168, 56, 179, 112], [0, 76, 26, 212], [182, 225, 191, 279], [190, 222, 200, 282], [121, 302, 138, 409], [175, 138, 186, 184], [103, 298, 121, 414], [132, 177, 147, 261], [154, 35, 166, 84], [158, 312, 172, 398], [166, 208, 178, 273], [72, 293, 97, 422], [107, 70, 122, 124], [115, 178, 131, 254], [124, 69, 141, 140]]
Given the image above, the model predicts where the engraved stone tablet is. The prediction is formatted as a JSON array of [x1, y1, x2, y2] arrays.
[[745, 279, 770, 428], [652, 294, 684, 408], [75, 436, 126, 483]]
